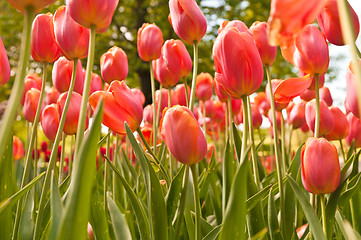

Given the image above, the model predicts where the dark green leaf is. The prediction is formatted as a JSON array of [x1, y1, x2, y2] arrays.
[[107, 193, 132, 240]]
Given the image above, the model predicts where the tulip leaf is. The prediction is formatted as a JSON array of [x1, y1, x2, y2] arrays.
[[47, 171, 63, 240], [339, 172, 361, 206], [246, 184, 271, 213], [268, 188, 281, 240], [335, 211, 361, 240], [56, 100, 103, 240], [89, 184, 110, 240], [222, 140, 235, 212], [202, 224, 222, 240], [232, 123, 242, 160], [286, 174, 326, 240], [166, 165, 185, 226], [19, 191, 34, 240], [107, 193, 132, 240]]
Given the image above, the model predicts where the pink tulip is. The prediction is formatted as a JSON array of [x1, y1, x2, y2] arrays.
[[346, 112, 361, 148], [305, 99, 334, 136], [100, 46, 128, 84], [21, 74, 42, 106], [0, 37, 10, 87], [89, 73, 103, 95], [254, 92, 270, 116], [152, 53, 179, 88], [46, 86, 60, 105], [137, 23, 164, 62], [287, 101, 306, 129], [196, 73, 213, 101], [173, 84, 190, 106], [23, 88, 44, 123], [13, 136, 25, 160], [300, 89, 316, 102], [41, 104, 59, 141], [143, 104, 154, 124], [218, 20, 248, 34], [325, 106, 349, 141], [345, 59, 361, 118], [131, 88, 146, 106], [162, 39, 192, 79], [52, 57, 84, 94], [319, 86, 333, 107], [214, 80, 229, 103], [6, 0, 55, 14]]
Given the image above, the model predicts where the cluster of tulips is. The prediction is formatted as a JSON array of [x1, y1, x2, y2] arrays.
[[1, 0, 361, 239]]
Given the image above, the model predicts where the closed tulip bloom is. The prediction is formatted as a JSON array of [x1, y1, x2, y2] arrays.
[[218, 20, 248, 34], [169, 0, 207, 44], [300, 89, 316, 102], [249, 21, 277, 66], [6, 0, 55, 14], [23, 88, 43, 122], [318, 0, 359, 46], [213, 27, 263, 99], [160, 105, 207, 165], [57, 91, 88, 135], [13, 136, 25, 160], [52, 57, 84, 94], [254, 92, 270, 116], [319, 86, 333, 106], [213, 100, 226, 123], [173, 84, 190, 106], [67, 0, 119, 33], [131, 88, 145, 106], [163, 39, 192, 79], [199, 99, 215, 118], [89, 80, 143, 134], [301, 137, 340, 194], [238, 103, 263, 128], [152, 53, 179, 88], [53, 6, 89, 60], [305, 99, 334, 136], [31, 13, 61, 63], [268, 110, 283, 128], [281, 25, 329, 75], [143, 104, 154, 124], [268, 0, 326, 45], [155, 88, 175, 113], [345, 59, 361, 118], [346, 112, 361, 148], [231, 98, 242, 116], [21, 74, 42, 106], [100, 46, 128, 84], [214, 80, 228, 103], [287, 101, 306, 129], [41, 104, 59, 141], [46, 87, 60, 105], [89, 73, 103, 95], [137, 23, 164, 61], [196, 73, 213, 101], [325, 106, 349, 141], [0, 37, 10, 87]]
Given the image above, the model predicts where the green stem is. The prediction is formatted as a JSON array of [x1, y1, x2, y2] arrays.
[[150, 61, 157, 154], [280, 115, 287, 172], [227, 97, 234, 150], [265, 65, 284, 233], [202, 100, 207, 133], [339, 139, 347, 162], [320, 194, 327, 236], [288, 125, 293, 158], [0, 8, 34, 168], [168, 88, 174, 179], [104, 129, 111, 208], [225, 101, 229, 142], [33, 59, 78, 240], [189, 42, 199, 112], [183, 77, 189, 106], [59, 133, 66, 185], [190, 164, 201, 240], [314, 74, 320, 138], [240, 95, 249, 163], [74, 25, 96, 158], [112, 134, 119, 200]]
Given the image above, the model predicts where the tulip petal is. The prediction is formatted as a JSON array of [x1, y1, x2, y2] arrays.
[[274, 75, 312, 104]]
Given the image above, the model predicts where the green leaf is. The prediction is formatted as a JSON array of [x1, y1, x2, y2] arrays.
[[89, 185, 110, 240], [286, 174, 326, 240], [246, 184, 271, 213], [56, 100, 103, 240], [339, 172, 361, 206], [335, 211, 361, 240], [47, 171, 63, 239], [107, 193, 132, 240], [19, 191, 34, 240], [268, 188, 280, 240], [222, 140, 235, 212], [232, 123, 242, 160], [202, 224, 222, 240], [166, 165, 185, 225]]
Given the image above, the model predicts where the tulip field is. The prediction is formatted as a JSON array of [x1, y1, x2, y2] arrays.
[[1, 0, 361, 239]]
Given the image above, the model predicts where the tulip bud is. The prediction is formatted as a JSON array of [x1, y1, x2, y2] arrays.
[[325, 106, 349, 141], [213, 100, 226, 123], [52, 57, 84, 94], [162, 39, 192, 79], [155, 88, 175, 114], [250, 103, 263, 129], [0, 37, 10, 87], [46, 86, 60, 105], [13, 136, 25, 160], [305, 99, 334, 136], [218, 20, 248, 34], [345, 59, 361, 118], [160, 105, 207, 165], [21, 74, 42, 106], [346, 112, 361, 148], [137, 23, 164, 61], [169, 0, 207, 44], [213, 27, 263, 98], [300, 89, 316, 102], [231, 98, 242, 116], [196, 73, 213, 101], [100, 46, 128, 84], [214, 80, 229, 103], [53, 6, 90, 60], [301, 137, 340, 194], [67, 0, 119, 33], [89, 73, 103, 95], [6, 0, 56, 14], [319, 86, 333, 107], [41, 104, 59, 142], [152, 53, 179, 88], [173, 84, 190, 106], [23, 88, 43, 122], [287, 101, 306, 129], [199, 99, 215, 118], [143, 104, 154, 124]]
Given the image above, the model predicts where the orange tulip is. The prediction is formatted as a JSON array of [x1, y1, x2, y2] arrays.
[[196, 73, 213, 101], [346, 112, 361, 148], [325, 106, 349, 141], [305, 99, 334, 136], [41, 104, 59, 142], [100, 46, 128, 84], [137, 23, 164, 62], [160, 105, 207, 165], [301, 137, 340, 194], [6, 0, 55, 14], [46, 86, 60, 105], [300, 70, 325, 90], [67, 0, 119, 33], [266, 79, 290, 111], [13, 136, 25, 160], [23, 88, 43, 123], [21, 74, 42, 106], [169, 0, 207, 44], [0, 37, 10, 87]]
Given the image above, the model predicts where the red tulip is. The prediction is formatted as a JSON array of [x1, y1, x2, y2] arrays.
[[162, 39, 192, 79], [41, 104, 59, 141], [266, 79, 290, 111], [53, 6, 89, 60], [318, 0, 359, 46], [218, 20, 248, 34], [237, 103, 263, 128], [345, 59, 361, 118], [268, 0, 325, 45], [173, 84, 190, 106], [131, 88, 145, 106], [160, 105, 207, 165], [300, 89, 316, 102], [325, 106, 349, 141], [46, 86, 60, 105], [196, 72, 213, 101], [23, 88, 43, 122], [52, 57, 84, 94], [213, 100, 226, 123], [67, 0, 119, 33], [301, 137, 340, 194], [214, 80, 228, 103], [152, 53, 179, 88], [0, 37, 10, 87], [213, 27, 263, 98], [100, 46, 128, 84], [168, 0, 207, 44], [305, 99, 334, 136], [89, 80, 143, 134], [143, 104, 154, 124], [6, 0, 55, 14], [57, 91, 88, 135], [319, 86, 333, 106], [287, 101, 306, 129], [155, 88, 175, 114], [21, 74, 42, 106], [137, 23, 164, 61], [31, 13, 61, 63], [199, 99, 215, 118], [268, 110, 283, 129], [249, 21, 277, 66], [89, 73, 103, 95], [300, 70, 325, 90], [231, 98, 242, 116], [254, 92, 270, 116], [346, 112, 361, 148], [13, 136, 25, 160]]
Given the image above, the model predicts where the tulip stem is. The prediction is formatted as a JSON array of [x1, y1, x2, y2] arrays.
[[59, 133, 66, 185], [74, 24, 97, 158], [0, 7, 34, 169], [280, 115, 288, 172], [168, 88, 174, 179], [225, 101, 229, 142], [190, 164, 201, 240], [149, 61, 158, 154], [203, 100, 207, 133], [314, 74, 320, 138], [33, 59, 78, 240], [173, 165, 189, 240], [265, 65, 285, 234], [227, 97, 234, 154], [339, 139, 347, 162], [104, 129, 111, 209], [320, 194, 327, 236], [189, 42, 199, 112], [240, 95, 249, 163], [183, 77, 190, 106]]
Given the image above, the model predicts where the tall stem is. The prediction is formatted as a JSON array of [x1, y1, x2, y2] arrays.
[[225, 101, 229, 142], [168, 88, 173, 179], [74, 25, 96, 158], [240, 95, 249, 163], [174, 166, 190, 240], [320, 195, 327, 236], [59, 133, 66, 185], [314, 74, 320, 138], [227, 97, 234, 149], [339, 139, 347, 162], [190, 164, 201, 240], [202, 100, 207, 133], [189, 42, 199, 112], [183, 77, 189, 106], [150, 61, 157, 154], [104, 129, 111, 208], [280, 115, 287, 172]]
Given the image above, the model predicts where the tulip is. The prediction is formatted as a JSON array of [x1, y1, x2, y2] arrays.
[[31, 13, 61, 63], [237, 103, 263, 129], [173, 84, 190, 106], [23, 88, 43, 123], [214, 80, 228, 103], [199, 99, 215, 118], [318, 0, 360, 46], [213, 100, 226, 123], [325, 106, 349, 141], [53, 6, 90, 60], [137, 23, 164, 61], [46, 86, 60, 105], [305, 99, 334, 136], [160, 105, 207, 165], [100, 46, 128, 84], [230, 98, 242, 116], [152, 53, 179, 88], [41, 104, 59, 142], [249, 21, 277, 66], [155, 88, 175, 114], [287, 101, 306, 129], [267, 0, 325, 45], [89, 73, 103, 95], [345, 59, 361, 118], [281, 25, 329, 75], [213, 27, 263, 98], [218, 20, 248, 34], [300, 89, 316, 102], [168, 0, 207, 44], [299, 71, 325, 90], [89, 80, 143, 134], [52, 57, 84, 94], [346, 112, 361, 148], [131, 88, 146, 106], [57, 91, 88, 135], [163, 39, 193, 79], [143, 104, 154, 124], [301, 137, 340, 194], [266, 79, 290, 111], [268, 110, 283, 129], [254, 92, 270, 116], [21, 74, 42, 106], [319, 86, 333, 106], [6, 0, 55, 14], [0, 37, 10, 87], [13, 136, 25, 160], [67, 0, 119, 33], [196, 73, 213, 101]]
